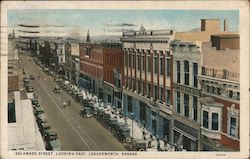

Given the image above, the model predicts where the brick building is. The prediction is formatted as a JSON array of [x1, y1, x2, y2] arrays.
[[79, 32, 124, 105], [120, 26, 175, 140], [102, 43, 124, 109], [199, 34, 240, 151]]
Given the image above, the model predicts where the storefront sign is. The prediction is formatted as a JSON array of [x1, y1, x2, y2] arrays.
[[173, 84, 200, 96]]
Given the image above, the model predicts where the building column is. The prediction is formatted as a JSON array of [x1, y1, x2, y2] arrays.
[[139, 50, 142, 94], [151, 50, 154, 98], [163, 51, 166, 103], [157, 51, 160, 101], [170, 49, 174, 105], [144, 52, 147, 96], [130, 50, 132, 90], [135, 49, 137, 92]]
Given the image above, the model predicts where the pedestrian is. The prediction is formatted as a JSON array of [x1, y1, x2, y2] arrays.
[[148, 136, 152, 148], [157, 138, 160, 151], [68, 100, 71, 106], [164, 135, 168, 147]]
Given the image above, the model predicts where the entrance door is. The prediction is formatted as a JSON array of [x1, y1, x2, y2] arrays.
[[163, 118, 170, 142], [183, 135, 191, 151], [151, 111, 157, 135]]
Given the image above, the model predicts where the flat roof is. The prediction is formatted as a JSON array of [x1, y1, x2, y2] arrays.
[[211, 34, 240, 38]]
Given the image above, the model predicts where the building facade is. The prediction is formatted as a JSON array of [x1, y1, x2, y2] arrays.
[[102, 43, 124, 109], [199, 34, 240, 151], [121, 26, 175, 141], [171, 40, 202, 151]]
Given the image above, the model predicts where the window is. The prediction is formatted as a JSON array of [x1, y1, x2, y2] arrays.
[[147, 55, 151, 73], [212, 113, 219, 130], [176, 91, 180, 113], [184, 61, 189, 85], [147, 83, 151, 97], [127, 96, 132, 113], [137, 80, 140, 94], [154, 85, 158, 100], [166, 59, 170, 77], [159, 87, 164, 102], [154, 56, 158, 74], [236, 92, 240, 100], [206, 85, 210, 93], [108, 95, 112, 103], [203, 111, 209, 129], [176, 61, 180, 83], [229, 117, 236, 137], [217, 88, 221, 95], [142, 82, 145, 95], [132, 79, 135, 91], [132, 54, 135, 68], [125, 53, 128, 67], [160, 57, 164, 75], [193, 96, 198, 121], [137, 54, 141, 70], [211, 86, 215, 94], [193, 63, 198, 87], [229, 90, 233, 98], [184, 94, 189, 117], [142, 55, 145, 71], [166, 90, 170, 105]]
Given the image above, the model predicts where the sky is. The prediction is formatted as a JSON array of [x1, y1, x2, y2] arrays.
[[7, 10, 239, 37]]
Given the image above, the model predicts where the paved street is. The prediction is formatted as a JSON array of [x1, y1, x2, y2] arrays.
[[20, 53, 126, 151]]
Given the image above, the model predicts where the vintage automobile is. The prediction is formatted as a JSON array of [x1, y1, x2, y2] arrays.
[[48, 139, 61, 151], [39, 122, 51, 137], [45, 129, 58, 141], [113, 122, 126, 135], [31, 97, 39, 106], [107, 118, 118, 131], [80, 107, 92, 118], [118, 126, 132, 143], [132, 139, 147, 151], [34, 106, 46, 123], [27, 86, 34, 92], [103, 113, 111, 126], [30, 74, 35, 80], [53, 86, 61, 93]]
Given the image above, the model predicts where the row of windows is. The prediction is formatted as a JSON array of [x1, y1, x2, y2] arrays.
[[175, 91, 198, 121], [125, 54, 171, 77], [125, 78, 170, 105], [176, 61, 198, 88], [205, 85, 240, 101], [202, 110, 237, 138]]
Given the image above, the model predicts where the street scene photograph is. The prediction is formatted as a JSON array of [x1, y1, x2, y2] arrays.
[[5, 8, 241, 153]]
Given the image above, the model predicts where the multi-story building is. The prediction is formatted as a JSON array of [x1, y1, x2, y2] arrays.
[[199, 34, 240, 151], [171, 40, 202, 151], [102, 42, 124, 109], [120, 26, 175, 140]]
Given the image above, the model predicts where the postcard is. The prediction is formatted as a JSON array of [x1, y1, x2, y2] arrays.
[[1, 1, 249, 159]]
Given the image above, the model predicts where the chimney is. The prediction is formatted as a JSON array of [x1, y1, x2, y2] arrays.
[[224, 19, 228, 32]]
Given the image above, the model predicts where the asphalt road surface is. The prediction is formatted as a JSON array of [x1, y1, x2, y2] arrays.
[[20, 53, 126, 151]]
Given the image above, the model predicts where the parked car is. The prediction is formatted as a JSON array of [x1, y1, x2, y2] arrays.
[[118, 126, 131, 143], [132, 139, 147, 151], [40, 122, 51, 137], [80, 107, 92, 118], [45, 129, 58, 141], [34, 106, 46, 123], [30, 74, 35, 80], [48, 139, 61, 151], [53, 86, 61, 93], [27, 86, 34, 92]]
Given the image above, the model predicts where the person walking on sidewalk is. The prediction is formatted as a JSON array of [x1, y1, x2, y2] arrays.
[[68, 100, 71, 107]]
